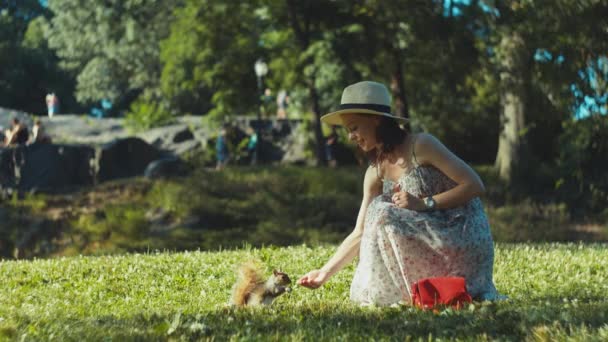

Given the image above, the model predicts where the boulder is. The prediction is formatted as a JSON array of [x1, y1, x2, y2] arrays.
[[174, 140, 202, 156], [279, 128, 311, 165], [144, 157, 191, 179], [0, 144, 95, 192], [137, 124, 198, 154], [18, 143, 96, 191], [173, 128, 195, 143], [0, 148, 17, 189], [96, 137, 162, 182]]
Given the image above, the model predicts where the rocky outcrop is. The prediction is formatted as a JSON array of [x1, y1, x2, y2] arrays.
[[95, 137, 162, 182], [144, 157, 191, 179], [0, 110, 359, 192], [0, 143, 95, 193], [137, 124, 203, 156], [0, 137, 172, 193], [18, 144, 96, 191]]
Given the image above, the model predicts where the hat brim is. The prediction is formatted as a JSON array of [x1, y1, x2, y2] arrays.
[[321, 109, 409, 126]]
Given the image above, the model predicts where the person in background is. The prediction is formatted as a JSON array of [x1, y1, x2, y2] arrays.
[[216, 127, 230, 171], [45, 93, 59, 118], [30, 119, 52, 144], [3, 118, 29, 146], [276, 89, 290, 119], [261, 88, 274, 118], [246, 127, 259, 165]]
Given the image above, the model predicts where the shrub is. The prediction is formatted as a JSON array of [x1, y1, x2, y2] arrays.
[[555, 115, 608, 216], [125, 97, 175, 132]]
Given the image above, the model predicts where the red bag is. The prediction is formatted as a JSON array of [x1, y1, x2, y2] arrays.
[[411, 277, 472, 309]]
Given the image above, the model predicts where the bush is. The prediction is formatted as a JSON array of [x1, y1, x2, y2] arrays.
[[125, 97, 175, 132], [555, 115, 608, 216]]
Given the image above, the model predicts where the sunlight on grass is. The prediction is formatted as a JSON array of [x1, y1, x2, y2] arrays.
[[1, 243, 607, 340]]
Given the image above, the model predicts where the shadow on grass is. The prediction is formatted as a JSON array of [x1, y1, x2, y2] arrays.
[[4, 300, 608, 341]]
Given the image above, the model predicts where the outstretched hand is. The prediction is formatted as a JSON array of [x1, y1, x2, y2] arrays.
[[297, 269, 330, 289]]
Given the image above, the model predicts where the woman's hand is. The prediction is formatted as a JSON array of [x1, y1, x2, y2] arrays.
[[392, 184, 426, 211], [297, 269, 330, 289]]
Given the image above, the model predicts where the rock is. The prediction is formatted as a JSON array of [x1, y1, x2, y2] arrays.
[[43, 115, 128, 144], [280, 127, 311, 165], [137, 124, 206, 156], [144, 157, 190, 179], [138, 124, 198, 154], [173, 140, 201, 156], [96, 137, 161, 182], [0, 148, 17, 190], [1, 111, 332, 168], [0, 144, 95, 192], [18, 143, 96, 191], [173, 128, 194, 143]]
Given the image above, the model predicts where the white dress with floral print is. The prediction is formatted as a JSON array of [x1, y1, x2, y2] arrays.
[[350, 164, 500, 306]]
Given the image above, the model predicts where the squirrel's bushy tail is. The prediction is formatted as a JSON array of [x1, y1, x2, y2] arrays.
[[231, 260, 264, 306]]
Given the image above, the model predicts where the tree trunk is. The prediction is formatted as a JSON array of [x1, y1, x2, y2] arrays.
[[308, 78, 326, 165], [494, 31, 529, 182], [286, 0, 326, 165], [390, 50, 410, 119], [391, 63, 412, 132]]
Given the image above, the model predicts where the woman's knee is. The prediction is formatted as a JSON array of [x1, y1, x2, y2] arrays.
[[373, 204, 396, 225]]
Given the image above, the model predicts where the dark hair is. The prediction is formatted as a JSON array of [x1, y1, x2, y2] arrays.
[[365, 116, 408, 167]]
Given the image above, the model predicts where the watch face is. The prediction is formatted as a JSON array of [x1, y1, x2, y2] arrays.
[[425, 197, 435, 209]]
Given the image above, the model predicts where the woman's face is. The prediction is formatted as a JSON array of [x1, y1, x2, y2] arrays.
[[340, 113, 380, 152]]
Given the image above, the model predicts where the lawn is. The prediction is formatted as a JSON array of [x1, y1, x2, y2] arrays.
[[1, 243, 608, 341]]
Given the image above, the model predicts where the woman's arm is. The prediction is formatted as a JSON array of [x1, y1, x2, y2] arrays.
[[297, 165, 382, 288], [414, 133, 485, 209]]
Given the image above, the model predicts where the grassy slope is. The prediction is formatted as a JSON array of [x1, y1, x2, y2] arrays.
[[1, 243, 608, 341], [3, 165, 606, 260]]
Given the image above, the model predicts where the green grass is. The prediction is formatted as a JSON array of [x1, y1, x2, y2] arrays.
[[1, 243, 608, 341]]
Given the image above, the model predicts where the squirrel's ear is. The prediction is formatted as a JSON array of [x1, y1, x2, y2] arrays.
[[273, 269, 279, 275]]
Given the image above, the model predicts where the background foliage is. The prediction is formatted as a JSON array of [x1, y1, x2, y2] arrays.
[[0, 1, 607, 217]]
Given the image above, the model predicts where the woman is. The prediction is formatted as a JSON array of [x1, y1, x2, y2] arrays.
[[3, 118, 29, 146], [216, 127, 230, 171], [297, 81, 500, 306]]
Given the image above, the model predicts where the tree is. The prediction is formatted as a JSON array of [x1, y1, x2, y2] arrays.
[[479, 0, 608, 182], [45, 0, 176, 111], [0, 2, 78, 114], [159, 0, 262, 118]]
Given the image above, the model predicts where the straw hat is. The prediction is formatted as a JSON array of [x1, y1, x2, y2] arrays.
[[320, 81, 408, 126]]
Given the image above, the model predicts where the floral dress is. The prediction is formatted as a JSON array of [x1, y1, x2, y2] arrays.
[[350, 161, 501, 306]]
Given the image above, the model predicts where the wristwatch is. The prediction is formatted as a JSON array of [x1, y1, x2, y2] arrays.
[[423, 196, 436, 211]]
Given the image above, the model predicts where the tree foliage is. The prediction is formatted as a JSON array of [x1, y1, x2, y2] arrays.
[[0, 3, 78, 114], [160, 0, 262, 118], [0, 0, 606, 203], [45, 0, 175, 108]]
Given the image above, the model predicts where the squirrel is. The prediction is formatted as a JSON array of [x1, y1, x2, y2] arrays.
[[231, 261, 292, 307]]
